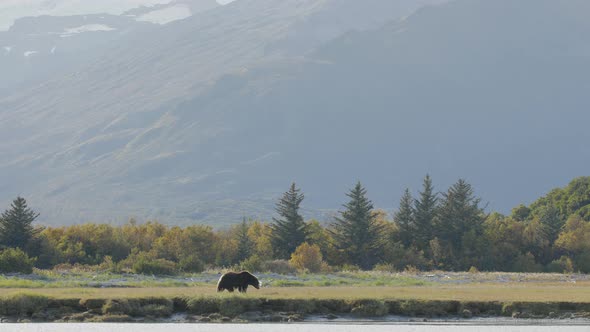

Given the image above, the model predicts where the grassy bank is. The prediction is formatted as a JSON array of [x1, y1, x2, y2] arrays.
[[2, 282, 590, 302], [1, 270, 588, 289], [2, 272, 590, 322], [1, 292, 590, 323]]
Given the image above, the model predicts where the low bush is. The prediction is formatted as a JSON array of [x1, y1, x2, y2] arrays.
[[290, 243, 324, 273], [0, 248, 36, 274], [102, 299, 141, 316], [0, 293, 50, 316], [178, 255, 205, 273], [373, 263, 396, 273], [546, 256, 574, 274], [350, 300, 389, 317], [142, 304, 173, 317], [263, 260, 297, 274], [186, 297, 219, 314], [132, 257, 177, 276], [218, 297, 261, 317], [240, 255, 263, 273]]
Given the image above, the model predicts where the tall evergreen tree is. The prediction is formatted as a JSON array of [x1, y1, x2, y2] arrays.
[[413, 175, 438, 252], [436, 179, 485, 269], [394, 188, 415, 247], [0, 197, 41, 250], [270, 183, 308, 259], [235, 218, 254, 263], [330, 182, 385, 270]]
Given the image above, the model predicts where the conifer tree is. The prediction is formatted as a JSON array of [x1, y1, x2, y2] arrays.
[[330, 182, 385, 270], [436, 179, 485, 269], [235, 218, 254, 263], [0, 197, 41, 250], [413, 175, 438, 252], [394, 188, 415, 247], [270, 183, 308, 259]]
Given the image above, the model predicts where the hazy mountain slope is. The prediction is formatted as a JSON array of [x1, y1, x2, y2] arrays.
[[2, 0, 588, 226], [0, 15, 156, 95], [0, 0, 174, 31], [141, 0, 590, 217], [0, 0, 220, 96]]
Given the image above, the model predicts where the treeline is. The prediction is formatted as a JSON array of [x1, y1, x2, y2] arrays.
[[0, 176, 589, 274]]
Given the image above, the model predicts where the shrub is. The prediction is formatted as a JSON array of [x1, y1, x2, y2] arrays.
[[132, 257, 177, 275], [218, 297, 261, 317], [262, 260, 297, 274], [0, 294, 49, 316], [98, 256, 121, 273], [373, 263, 396, 273], [0, 248, 36, 274], [468, 266, 480, 274], [186, 297, 219, 314], [351, 300, 389, 317], [290, 243, 324, 273], [102, 299, 136, 315], [178, 255, 205, 273], [240, 255, 263, 273], [142, 304, 173, 317], [339, 264, 361, 272], [546, 256, 574, 274], [510, 253, 542, 272]]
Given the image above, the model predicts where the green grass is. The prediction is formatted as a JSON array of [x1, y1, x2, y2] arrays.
[[1, 282, 590, 302]]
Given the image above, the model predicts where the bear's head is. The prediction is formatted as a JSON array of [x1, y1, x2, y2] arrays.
[[241, 271, 261, 289]]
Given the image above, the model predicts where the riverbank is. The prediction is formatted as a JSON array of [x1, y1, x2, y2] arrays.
[[1, 292, 590, 323]]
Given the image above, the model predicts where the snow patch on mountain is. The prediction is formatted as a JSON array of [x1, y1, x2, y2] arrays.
[[61, 24, 116, 37], [135, 4, 192, 25], [0, 0, 174, 31], [23, 50, 38, 57]]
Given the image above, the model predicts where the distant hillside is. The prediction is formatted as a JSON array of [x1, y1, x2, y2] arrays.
[[0, 0, 588, 226], [0, 0, 220, 95]]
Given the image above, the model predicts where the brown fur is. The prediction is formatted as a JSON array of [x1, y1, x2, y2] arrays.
[[217, 271, 261, 293]]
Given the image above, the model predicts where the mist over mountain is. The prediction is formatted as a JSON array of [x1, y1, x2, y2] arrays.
[[0, 0, 588, 226], [0, 0, 220, 95]]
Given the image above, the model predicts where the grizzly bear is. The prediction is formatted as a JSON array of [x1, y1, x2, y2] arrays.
[[217, 271, 261, 293]]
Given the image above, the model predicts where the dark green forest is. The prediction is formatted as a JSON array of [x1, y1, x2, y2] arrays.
[[1, 176, 589, 274]]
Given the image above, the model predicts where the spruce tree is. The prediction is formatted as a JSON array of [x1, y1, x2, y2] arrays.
[[394, 188, 415, 247], [413, 175, 438, 252], [330, 182, 385, 270], [235, 218, 254, 263], [0, 197, 41, 250], [270, 183, 308, 259], [436, 179, 485, 269]]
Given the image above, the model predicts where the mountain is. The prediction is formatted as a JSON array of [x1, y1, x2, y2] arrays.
[[0, 0, 220, 95], [1, 0, 588, 226], [0, 0, 176, 31]]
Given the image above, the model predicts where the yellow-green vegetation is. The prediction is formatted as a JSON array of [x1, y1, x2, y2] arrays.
[[2, 177, 590, 277], [2, 282, 590, 302], [1, 286, 590, 323]]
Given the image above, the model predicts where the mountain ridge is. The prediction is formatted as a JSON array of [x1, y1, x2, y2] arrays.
[[1, 0, 588, 226]]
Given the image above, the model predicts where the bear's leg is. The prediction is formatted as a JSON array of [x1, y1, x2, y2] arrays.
[[227, 287, 234, 292]]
